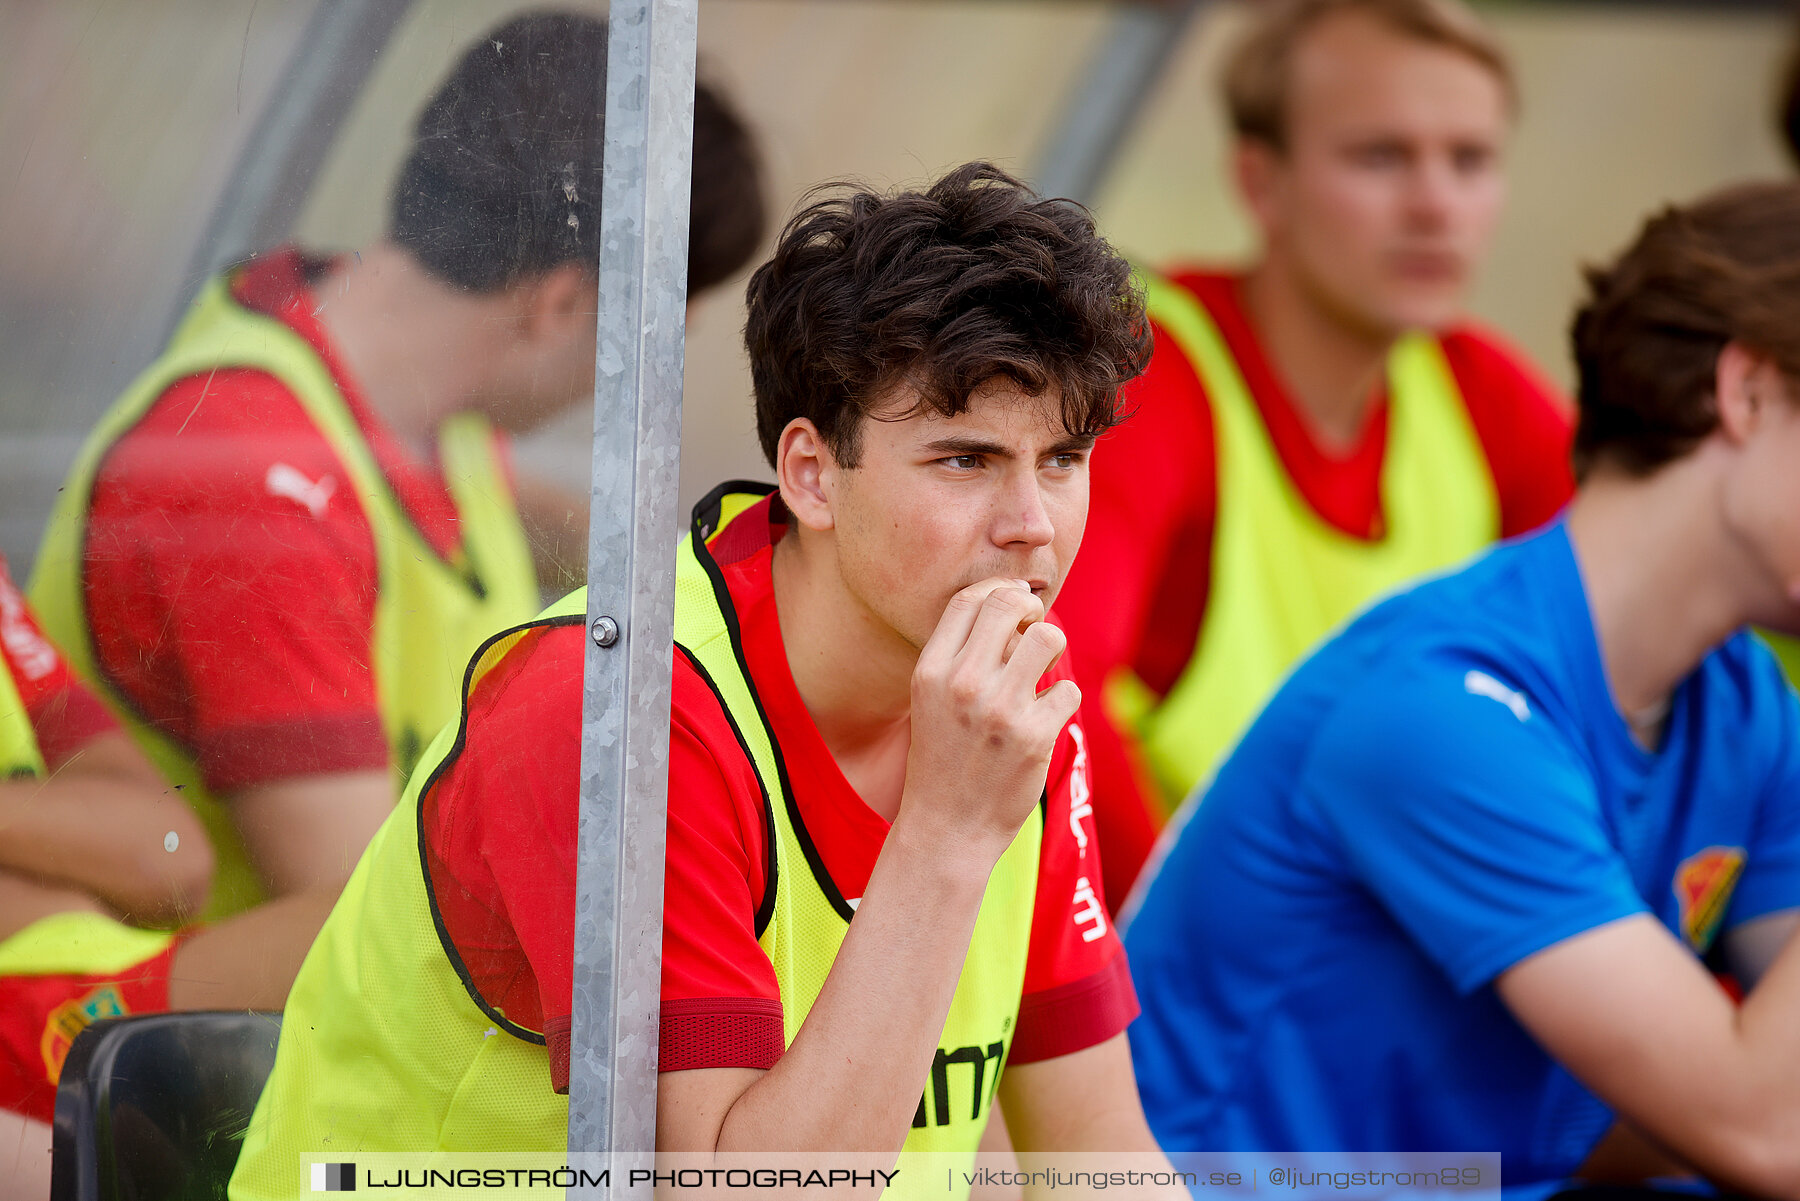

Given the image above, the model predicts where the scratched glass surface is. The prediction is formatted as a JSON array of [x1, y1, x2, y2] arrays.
[[4, 0, 1786, 1188], [0, 3, 1109, 1189]]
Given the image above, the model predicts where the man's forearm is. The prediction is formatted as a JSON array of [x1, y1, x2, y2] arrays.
[[1001, 1035, 1184, 1200], [0, 776, 211, 923], [0, 871, 107, 943], [1502, 917, 1800, 1198], [664, 576, 1083, 1159], [1718, 927, 1800, 1182], [709, 813, 1006, 1154]]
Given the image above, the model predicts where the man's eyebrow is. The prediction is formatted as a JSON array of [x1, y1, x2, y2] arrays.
[[919, 436, 1011, 457], [917, 433, 1099, 457]]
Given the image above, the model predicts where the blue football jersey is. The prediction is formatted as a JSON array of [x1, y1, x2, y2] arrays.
[[1125, 523, 1800, 1193]]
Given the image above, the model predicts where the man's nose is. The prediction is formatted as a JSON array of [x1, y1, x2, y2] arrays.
[[994, 471, 1055, 548], [1404, 157, 1459, 228]]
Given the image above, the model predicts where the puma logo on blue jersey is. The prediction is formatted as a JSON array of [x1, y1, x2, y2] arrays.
[[1464, 671, 1530, 722]]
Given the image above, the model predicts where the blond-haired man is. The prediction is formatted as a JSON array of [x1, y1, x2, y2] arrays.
[[1058, 0, 1573, 898]]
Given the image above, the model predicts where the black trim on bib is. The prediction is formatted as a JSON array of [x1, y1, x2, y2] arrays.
[[415, 612, 585, 1047], [693, 480, 777, 542], [675, 644, 781, 939], [687, 487, 858, 925]]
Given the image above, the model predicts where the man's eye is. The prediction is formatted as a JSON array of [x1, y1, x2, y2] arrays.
[[1452, 145, 1494, 175], [942, 454, 982, 470], [1047, 453, 1081, 470]]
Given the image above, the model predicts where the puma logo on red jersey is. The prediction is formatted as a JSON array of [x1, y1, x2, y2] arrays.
[[265, 462, 337, 519]]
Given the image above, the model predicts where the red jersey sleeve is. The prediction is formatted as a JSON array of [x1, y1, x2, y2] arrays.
[[0, 559, 116, 768], [1441, 326, 1575, 538], [657, 650, 785, 1073], [83, 370, 389, 793], [1009, 656, 1140, 1066]]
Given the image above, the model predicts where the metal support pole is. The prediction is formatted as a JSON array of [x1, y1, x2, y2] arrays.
[[570, 0, 697, 1190], [1030, 0, 1208, 207], [174, 0, 414, 325]]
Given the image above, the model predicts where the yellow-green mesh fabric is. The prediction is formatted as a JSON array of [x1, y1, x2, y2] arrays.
[[0, 646, 46, 780], [1112, 271, 1500, 811], [230, 612, 578, 1201], [0, 911, 175, 976], [238, 490, 1044, 1201], [679, 490, 1041, 1199], [1757, 630, 1800, 687]]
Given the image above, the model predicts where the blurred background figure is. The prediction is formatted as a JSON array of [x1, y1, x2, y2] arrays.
[[3, 12, 763, 1185], [29, 11, 610, 924], [1125, 178, 1800, 1201], [1057, 0, 1573, 905], [0, 555, 204, 1197], [30, 8, 761, 920]]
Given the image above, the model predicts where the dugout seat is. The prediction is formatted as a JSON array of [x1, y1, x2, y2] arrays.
[[50, 1011, 282, 1201]]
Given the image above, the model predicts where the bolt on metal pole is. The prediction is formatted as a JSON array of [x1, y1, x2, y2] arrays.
[[569, 0, 697, 1194]]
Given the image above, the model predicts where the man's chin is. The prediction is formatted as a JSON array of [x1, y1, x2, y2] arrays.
[[1377, 288, 1468, 335]]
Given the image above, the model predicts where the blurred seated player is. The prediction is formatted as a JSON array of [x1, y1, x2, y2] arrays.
[[1056, 0, 1573, 899], [27, 17, 762, 924], [16, 14, 759, 1190], [231, 164, 1175, 1201], [0, 560, 333, 1200], [1126, 181, 1800, 1199]]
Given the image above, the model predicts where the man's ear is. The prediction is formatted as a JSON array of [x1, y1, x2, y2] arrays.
[[516, 263, 600, 347], [776, 418, 837, 533], [1715, 340, 1775, 447], [1233, 138, 1285, 238]]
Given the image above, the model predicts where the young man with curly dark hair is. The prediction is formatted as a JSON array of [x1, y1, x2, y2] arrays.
[[230, 162, 1175, 1199]]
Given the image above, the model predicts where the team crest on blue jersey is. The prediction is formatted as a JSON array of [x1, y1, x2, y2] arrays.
[[1673, 846, 1745, 950]]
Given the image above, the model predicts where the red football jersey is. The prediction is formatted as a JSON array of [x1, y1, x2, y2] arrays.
[[423, 497, 1138, 1092], [81, 250, 495, 793]]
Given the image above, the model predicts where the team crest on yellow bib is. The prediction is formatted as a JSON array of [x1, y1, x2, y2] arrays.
[[40, 985, 127, 1082], [1673, 846, 1745, 950]]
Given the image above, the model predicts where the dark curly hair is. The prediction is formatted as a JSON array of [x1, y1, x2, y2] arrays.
[[1571, 180, 1800, 480], [743, 162, 1150, 468], [391, 11, 764, 294]]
